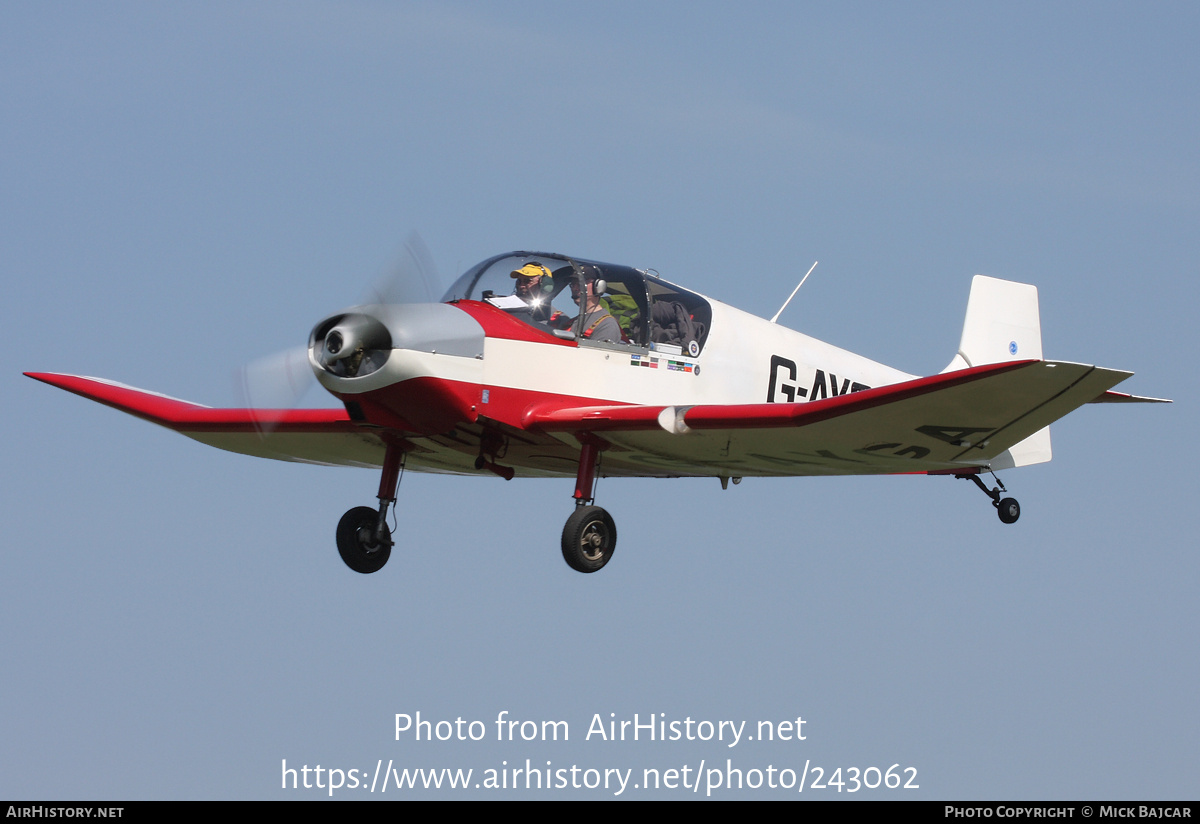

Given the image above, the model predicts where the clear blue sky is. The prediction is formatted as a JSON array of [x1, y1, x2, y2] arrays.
[[3, 1, 1196, 799]]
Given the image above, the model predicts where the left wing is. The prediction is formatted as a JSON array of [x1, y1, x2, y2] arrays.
[[525, 361, 1145, 477]]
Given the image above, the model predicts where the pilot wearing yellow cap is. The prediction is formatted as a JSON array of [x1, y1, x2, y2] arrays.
[[510, 262, 559, 323]]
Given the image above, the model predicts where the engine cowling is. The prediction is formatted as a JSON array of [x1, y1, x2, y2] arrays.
[[308, 303, 487, 433]]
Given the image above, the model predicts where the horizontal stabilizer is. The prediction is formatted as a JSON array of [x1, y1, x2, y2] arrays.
[[1088, 389, 1172, 404]]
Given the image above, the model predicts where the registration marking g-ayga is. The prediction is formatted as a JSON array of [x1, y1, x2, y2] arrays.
[[767, 355, 871, 403]]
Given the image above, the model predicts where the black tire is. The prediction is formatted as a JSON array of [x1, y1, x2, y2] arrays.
[[997, 497, 1020, 525], [336, 506, 392, 573], [561, 505, 616, 573]]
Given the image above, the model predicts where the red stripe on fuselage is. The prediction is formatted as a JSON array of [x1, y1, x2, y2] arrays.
[[453, 300, 578, 347], [331, 375, 483, 435], [343, 373, 630, 436]]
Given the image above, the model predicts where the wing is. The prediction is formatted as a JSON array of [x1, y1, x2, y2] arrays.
[[525, 360, 1146, 477], [25, 372, 387, 467]]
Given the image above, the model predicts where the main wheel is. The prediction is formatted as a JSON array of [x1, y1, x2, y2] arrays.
[[561, 505, 616, 573], [336, 506, 392, 573], [996, 497, 1021, 525]]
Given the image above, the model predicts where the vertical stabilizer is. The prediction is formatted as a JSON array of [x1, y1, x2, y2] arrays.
[[945, 275, 1050, 467], [944, 275, 1043, 372]]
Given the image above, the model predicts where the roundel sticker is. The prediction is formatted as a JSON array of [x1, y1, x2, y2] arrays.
[[688, 340, 700, 357], [1009, 341, 1018, 355]]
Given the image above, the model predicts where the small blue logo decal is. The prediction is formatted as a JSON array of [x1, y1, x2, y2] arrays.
[[1009, 341, 1018, 355]]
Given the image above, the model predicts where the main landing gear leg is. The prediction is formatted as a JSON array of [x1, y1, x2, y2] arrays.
[[337, 441, 405, 573], [561, 435, 616, 573], [956, 471, 1021, 525]]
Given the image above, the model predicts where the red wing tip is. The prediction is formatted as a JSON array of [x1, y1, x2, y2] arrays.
[[26, 371, 90, 384], [25, 371, 82, 389], [27, 370, 354, 431]]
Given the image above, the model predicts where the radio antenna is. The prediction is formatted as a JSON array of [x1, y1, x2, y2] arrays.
[[770, 261, 818, 324]]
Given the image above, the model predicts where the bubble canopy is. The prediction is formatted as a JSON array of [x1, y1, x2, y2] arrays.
[[441, 252, 712, 355]]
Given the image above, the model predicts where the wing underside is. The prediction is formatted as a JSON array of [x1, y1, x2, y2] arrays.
[[525, 360, 1140, 477], [28, 360, 1148, 479], [25, 372, 389, 467]]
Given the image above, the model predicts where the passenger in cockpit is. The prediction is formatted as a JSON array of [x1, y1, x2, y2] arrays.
[[569, 267, 622, 343]]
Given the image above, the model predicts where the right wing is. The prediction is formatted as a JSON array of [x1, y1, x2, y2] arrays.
[[25, 372, 387, 467]]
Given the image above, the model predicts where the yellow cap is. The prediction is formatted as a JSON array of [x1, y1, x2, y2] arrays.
[[511, 262, 551, 279]]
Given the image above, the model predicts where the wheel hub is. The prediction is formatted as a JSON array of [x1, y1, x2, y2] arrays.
[[581, 524, 606, 561], [355, 526, 384, 554]]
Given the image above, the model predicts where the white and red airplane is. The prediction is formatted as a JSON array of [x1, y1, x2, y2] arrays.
[[27, 251, 1167, 574]]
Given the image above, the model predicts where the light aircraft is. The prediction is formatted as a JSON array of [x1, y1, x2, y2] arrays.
[[27, 251, 1167, 574]]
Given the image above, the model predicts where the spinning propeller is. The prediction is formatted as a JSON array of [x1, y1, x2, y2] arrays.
[[235, 232, 443, 428]]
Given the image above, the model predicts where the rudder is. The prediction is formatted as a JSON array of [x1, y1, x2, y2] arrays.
[[944, 274, 1042, 372], [944, 275, 1050, 468]]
